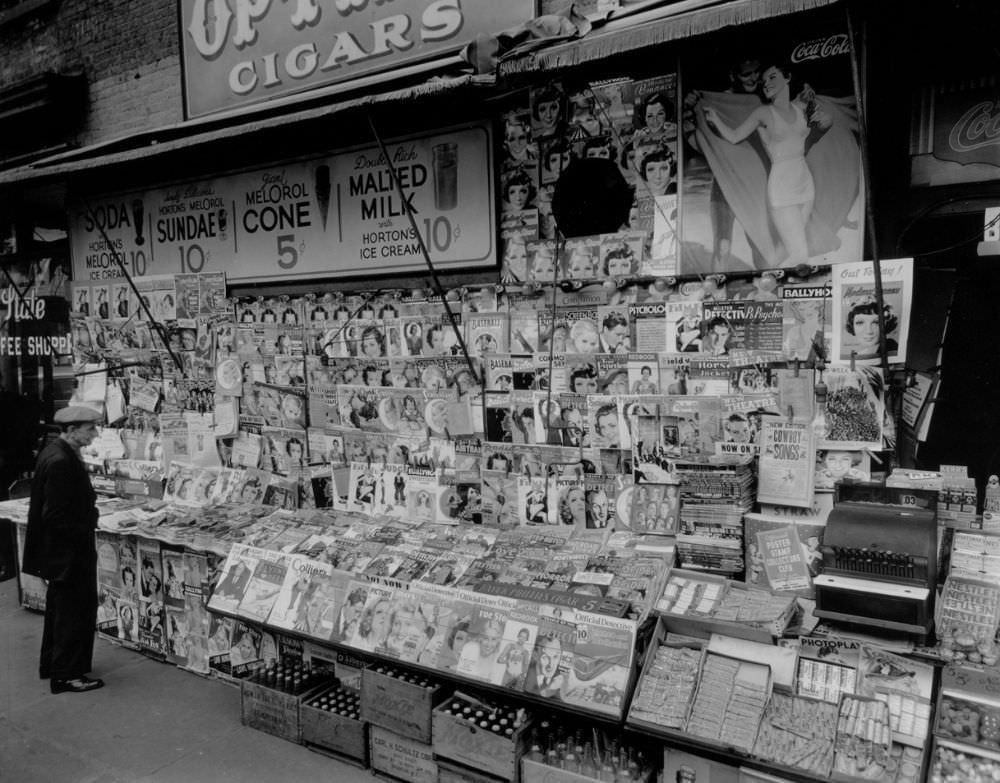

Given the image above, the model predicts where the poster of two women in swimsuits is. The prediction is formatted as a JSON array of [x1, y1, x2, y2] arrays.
[[680, 9, 863, 275]]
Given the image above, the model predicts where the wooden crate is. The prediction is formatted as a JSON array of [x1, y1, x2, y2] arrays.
[[362, 667, 446, 743], [370, 725, 439, 783], [432, 698, 531, 781], [300, 686, 368, 764], [438, 759, 510, 783], [240, 679, 325, 744]]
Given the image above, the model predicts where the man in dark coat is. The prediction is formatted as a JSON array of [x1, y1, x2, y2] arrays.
[[22, 405, 104, 694]]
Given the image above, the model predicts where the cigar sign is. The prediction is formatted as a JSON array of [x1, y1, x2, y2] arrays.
[[179, 0, 535, 118], [68, 123, 495, 284]]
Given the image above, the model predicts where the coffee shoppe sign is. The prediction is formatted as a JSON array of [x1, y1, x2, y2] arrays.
[[68, 123, 494, 284], [180, 0, 535, 118]]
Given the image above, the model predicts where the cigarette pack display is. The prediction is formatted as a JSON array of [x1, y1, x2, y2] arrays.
[[686, 652, 770, 753], [627, 628, 703, 733]]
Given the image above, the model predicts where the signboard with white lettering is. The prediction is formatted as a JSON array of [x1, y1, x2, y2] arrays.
[[68, 123, 495, 284], [179, 0, 535, 118]]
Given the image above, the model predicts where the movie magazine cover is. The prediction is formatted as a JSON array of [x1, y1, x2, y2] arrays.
[[831, 257, 913, 366], [481, 470, 519, 529], [346, 582, 399, 654]]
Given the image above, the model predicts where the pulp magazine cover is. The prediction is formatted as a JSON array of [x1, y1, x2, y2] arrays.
[[517, 474, 556, 526], [757, 419, 816, 508], [561, 611, 636, 717], [345, 582, 398, 654], [627, 482, 680, 535], [831, 258, 913, 366], [481, 470, 519, 529], [160, 546, 187, 607], [524, 605, 577, 701], [560, 237, 602, 282]]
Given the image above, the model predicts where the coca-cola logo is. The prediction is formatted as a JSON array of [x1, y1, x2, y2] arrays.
[[790, 34, 850, 63], [948, 100, 1000, 153]]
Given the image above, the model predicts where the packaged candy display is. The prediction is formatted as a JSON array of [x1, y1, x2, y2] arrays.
[[936, 575, 1000, 664], [833, 695, 891, 780], [686, 653, 769, 752], [752, 692, 837, 776], [627, 644, 701, 730], [930, 739, 1000, 783]]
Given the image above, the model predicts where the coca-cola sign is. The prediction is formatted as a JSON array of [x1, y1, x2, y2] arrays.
[[932, 85, 1000, 169], [790, 34, 850, 63], [948, 101, 1000, 153]]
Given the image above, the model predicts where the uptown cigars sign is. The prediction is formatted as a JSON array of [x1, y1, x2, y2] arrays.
[[180, 0, 535, 118], [932, 84, 1000, 168]]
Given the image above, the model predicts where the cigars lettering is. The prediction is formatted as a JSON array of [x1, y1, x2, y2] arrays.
[[180, 0, 535, 117], [68, 124, 495, 284]]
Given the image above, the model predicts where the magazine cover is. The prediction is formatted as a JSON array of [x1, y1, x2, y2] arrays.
[[814, 448, 870, 491], [160, 547, 187, 608], [524, 606, 577, 701], [627, 482, 679, 535], [599, 232, 644, 279], [818, 366, 885, 451], [831, 257, 913, 365], [744, 513, 825, 595], [346, 583, 398, 653], [236, 549, 290, 623], [665, 300, 704, 353], [268, 557, 337, 636], [627, 354, 661, 395], [466, 313, 509, 358], [627, 302, 666, 353], [782, 281, 832, 363], [588, 396, 625, 450], [757, 419, 816, 507], [680, 11, 863, 274], [482, 470, 519, 529], [561, 611, 636, 717], [455, 601, 515, 684], [560, 237, 601, 282], [485, 355, 514, 393], [517, 474, 555, 526]]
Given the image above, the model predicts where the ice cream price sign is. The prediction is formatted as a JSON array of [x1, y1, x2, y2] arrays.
[[69, 123, 495, 284], [324, 124, 494, 276]]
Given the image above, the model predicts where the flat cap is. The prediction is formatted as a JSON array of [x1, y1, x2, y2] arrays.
[[53, 405, 102, 425]]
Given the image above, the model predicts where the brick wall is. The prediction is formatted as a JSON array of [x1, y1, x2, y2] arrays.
[[0, 0, 183, 149]]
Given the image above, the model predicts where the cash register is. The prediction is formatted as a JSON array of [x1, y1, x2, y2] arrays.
[[813, 482, 937, 641]]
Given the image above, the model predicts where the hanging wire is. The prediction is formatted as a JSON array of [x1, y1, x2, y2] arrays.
[[365, 114, 482, 387]]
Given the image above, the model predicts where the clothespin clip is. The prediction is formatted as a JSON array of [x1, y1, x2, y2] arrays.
[[793, 358, 801, 377], [850, 350, 857, 371], [787, 405, 795, 424]]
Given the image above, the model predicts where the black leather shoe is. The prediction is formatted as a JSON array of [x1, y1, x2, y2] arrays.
[[51, 676, 104, 694]]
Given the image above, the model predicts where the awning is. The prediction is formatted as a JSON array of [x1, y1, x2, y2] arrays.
[[0, 71, 491, 188], [498, 0, 841, 76]]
